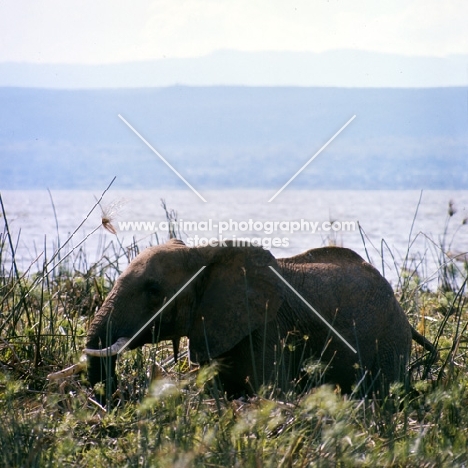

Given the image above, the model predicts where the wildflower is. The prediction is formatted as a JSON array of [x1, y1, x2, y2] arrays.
[[100, 199, 126, 234], [448, 200, 456, 217]]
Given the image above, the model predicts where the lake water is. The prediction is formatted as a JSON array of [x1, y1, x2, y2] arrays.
[[1, 189, 467, 288]]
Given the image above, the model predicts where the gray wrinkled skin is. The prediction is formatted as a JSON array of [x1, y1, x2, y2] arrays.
[[86, 239, 434, 403]]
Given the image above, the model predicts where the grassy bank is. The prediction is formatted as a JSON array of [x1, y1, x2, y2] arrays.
[[1, 194, 467, 467]]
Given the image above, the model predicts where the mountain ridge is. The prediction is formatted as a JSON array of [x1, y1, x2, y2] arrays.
[[1, 49, 467, 88], [0, 86, 466, 190]]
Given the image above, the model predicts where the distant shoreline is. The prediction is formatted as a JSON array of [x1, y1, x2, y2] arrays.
[[0, 50, 467, 88], [1, 86, 466, 190]]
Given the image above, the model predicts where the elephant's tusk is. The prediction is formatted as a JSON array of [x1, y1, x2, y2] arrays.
[[83, 337, 130, 357], [47, 361, 86, 380]]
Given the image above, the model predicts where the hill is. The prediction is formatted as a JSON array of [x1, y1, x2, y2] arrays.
[[0, 50, 467, 88], [0, 86, 466, 190]]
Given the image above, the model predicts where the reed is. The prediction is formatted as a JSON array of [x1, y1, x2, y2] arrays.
[[0, 192, 467, 467]]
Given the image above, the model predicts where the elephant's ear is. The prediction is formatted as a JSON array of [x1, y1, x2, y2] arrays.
[[189, 244, 283, 363]]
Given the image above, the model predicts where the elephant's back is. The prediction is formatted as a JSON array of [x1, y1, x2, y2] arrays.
[[278, 246, 366, 267]]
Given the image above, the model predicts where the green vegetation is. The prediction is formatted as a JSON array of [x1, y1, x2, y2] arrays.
[[1, 194, 467, 467]]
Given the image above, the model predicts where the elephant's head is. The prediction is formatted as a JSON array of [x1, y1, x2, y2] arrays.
[[84, 239, 283, 402]]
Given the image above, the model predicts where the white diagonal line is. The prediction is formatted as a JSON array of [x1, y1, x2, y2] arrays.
[[268, 115, 356, 202], [118, 114, 207, 203], [117, 266, 206, 354], [268, 266, 357, 354]]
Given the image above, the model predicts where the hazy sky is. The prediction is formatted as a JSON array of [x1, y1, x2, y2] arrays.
[[1, 0, 467, 64]]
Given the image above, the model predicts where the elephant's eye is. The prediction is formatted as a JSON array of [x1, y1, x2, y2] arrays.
[[146, 282, 161, 296]]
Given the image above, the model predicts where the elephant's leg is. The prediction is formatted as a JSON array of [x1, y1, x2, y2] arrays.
[[215, 326, 319, 396]]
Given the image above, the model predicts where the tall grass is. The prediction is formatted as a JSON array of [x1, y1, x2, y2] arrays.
[[1, 193, 467, 467]]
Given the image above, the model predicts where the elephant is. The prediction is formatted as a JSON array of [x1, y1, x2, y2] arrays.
[[78, 239, 435, 403]]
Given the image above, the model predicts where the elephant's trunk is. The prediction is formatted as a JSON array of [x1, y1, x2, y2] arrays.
[[87, 354, 117, 405], [85, 316, 121, 405], [84, 336, 130, 405]]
